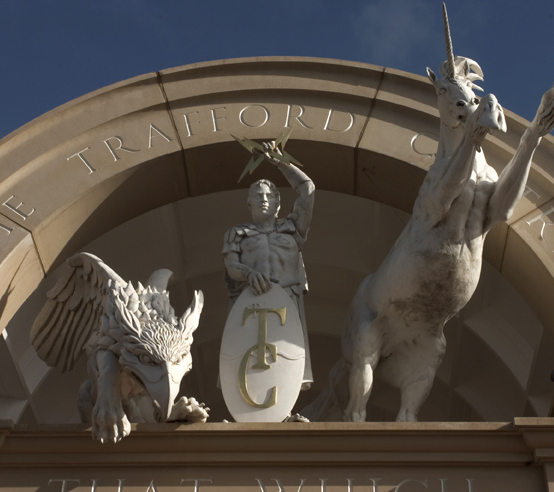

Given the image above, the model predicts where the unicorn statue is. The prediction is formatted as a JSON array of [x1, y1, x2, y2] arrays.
[[304, 4, 554, 422]]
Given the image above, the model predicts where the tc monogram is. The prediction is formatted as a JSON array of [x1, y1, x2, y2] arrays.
[[238, 307, 287, 408]]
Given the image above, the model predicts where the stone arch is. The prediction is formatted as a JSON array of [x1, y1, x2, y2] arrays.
[[1, 57, 553, 422]]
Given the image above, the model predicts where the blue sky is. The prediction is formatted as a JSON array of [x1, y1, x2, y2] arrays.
[[0, 0, 553, 139]]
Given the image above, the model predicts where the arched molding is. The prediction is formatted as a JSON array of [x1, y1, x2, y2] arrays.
[[0, 57, 553, 410]]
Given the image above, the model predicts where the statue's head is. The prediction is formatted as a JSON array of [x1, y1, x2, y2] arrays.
[[427, 62, 482, 128], [426, 4, 483, 128], [113, 287, 204, 422], [247, 179, 280, 221]]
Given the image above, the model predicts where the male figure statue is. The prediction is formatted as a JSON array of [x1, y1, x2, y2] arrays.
[[223, 142, 315, 389]]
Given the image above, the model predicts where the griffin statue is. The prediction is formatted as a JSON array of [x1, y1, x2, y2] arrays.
[[31, 252, 208, 443]]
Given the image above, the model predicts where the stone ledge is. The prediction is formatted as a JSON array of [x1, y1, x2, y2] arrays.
[[0, 421, 546, 467]]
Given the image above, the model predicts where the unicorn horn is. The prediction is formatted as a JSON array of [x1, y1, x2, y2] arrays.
[[442, 3, 455, 78]]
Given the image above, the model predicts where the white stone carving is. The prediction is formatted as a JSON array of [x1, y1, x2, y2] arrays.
[[31, 252, 207, 442], [223, 142, 316, 391], [220, 284, 305, 422], [304, 5, 554, 423]]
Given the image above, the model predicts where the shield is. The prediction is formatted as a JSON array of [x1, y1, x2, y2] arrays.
[[220, 284, 305, 422]]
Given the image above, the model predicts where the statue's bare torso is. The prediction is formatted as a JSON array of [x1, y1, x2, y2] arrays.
[[238, 227, 304, 290]]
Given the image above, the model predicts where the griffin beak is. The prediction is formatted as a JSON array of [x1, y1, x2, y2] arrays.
[[142, 361, 180, 422]]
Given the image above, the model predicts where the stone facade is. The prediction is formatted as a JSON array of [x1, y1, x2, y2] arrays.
[[0, 57, 554, 488]]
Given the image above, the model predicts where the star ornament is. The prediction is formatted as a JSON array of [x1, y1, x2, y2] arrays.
[[231, 127, 303, 183]]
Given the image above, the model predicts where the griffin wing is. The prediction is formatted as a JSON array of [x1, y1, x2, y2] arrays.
[[30, 252, 127, 372]]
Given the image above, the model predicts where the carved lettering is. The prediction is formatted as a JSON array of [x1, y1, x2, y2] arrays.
[[148, 124, 172, 148], [275, 479, 306, 492], [256, 479, 270, 492], [256, 479, 306, 492], [285, 105, 312, 129], [180, 479, 213, 492], [439, 479, 475, 492], [239, 307, 286, 408], [411, 133, 438, 158], [347, 478, 354, 492], [48, 479, 80, 492], [323, 109, 354, 133], [239, 105, 270, 128], [145, 480, 159, 492], [42, 477, 477, 490], [183, 111, 201, 137], [90, 479, 125, 492], [67, 147, 96, 174], [211, 107, 227, 132], [320, 478, 327, 492], [347, 479, 382, 492], [0, 222, 13, 235], [523, 185, 541, 201], [103, 136, 140, 161], [368, 479, 381, 492], [2, 196, 35, 220], [395, 479, 428, 491], [526, 206, 554, 239]]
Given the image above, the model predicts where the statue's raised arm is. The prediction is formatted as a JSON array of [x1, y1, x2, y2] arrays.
[[223, 140, 315, 298], [223, 138, 315, 390], [485, 84, 554, 230], [257, 140, 315, 239]]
